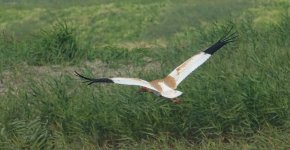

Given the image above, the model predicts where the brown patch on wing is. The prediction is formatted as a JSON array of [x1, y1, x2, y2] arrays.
[[164, 75, 177, 89], [175, 52, 202, 75], [175, 57, 192, 75], [150, 80, 162, 92], [176, 63, 187, 75]]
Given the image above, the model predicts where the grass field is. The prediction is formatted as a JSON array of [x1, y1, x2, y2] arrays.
[[0, 0, 290, 149]]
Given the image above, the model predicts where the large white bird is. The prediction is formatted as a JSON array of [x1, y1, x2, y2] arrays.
[[75, 28, 237, 103]]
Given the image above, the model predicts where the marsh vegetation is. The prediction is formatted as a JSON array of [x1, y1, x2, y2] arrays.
[[0, 0, 290, 149]]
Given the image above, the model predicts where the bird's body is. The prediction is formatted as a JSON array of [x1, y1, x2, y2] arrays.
[[75, 27, 237, 103], [148, 77, 182, 98]]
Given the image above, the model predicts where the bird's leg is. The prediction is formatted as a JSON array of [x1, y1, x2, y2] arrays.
[[171, 98, 182, 104], [138, 87, 150, 93]]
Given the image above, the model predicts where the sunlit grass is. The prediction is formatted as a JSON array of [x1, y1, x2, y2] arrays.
[[0, 0, 290, 149]]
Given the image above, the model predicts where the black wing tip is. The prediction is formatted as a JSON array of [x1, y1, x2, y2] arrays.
[[74, 71, 114, 85], [218, 26, 238, 44], [204, 26, 238, 55]]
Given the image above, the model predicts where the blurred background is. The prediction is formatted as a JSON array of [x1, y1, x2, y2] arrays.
[[0, 0, 290, 149]]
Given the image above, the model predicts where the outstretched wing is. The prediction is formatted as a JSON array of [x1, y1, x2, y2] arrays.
[[168, 27, 238, 87], [75, 71, 158, 92]]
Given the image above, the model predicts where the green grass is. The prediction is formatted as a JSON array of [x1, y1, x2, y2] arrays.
[[28, 21, 86, 65], [1, 0, 290, 149]]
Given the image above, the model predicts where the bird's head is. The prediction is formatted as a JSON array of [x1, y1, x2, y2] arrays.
[[171, 98, 182, 104]]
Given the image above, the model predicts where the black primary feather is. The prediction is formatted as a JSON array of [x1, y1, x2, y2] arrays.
[[75, 71, 114, 85], [204, 26, 238, 55]]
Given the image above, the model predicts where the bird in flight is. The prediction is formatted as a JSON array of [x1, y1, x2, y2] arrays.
[[75, 27, 237, 103]]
